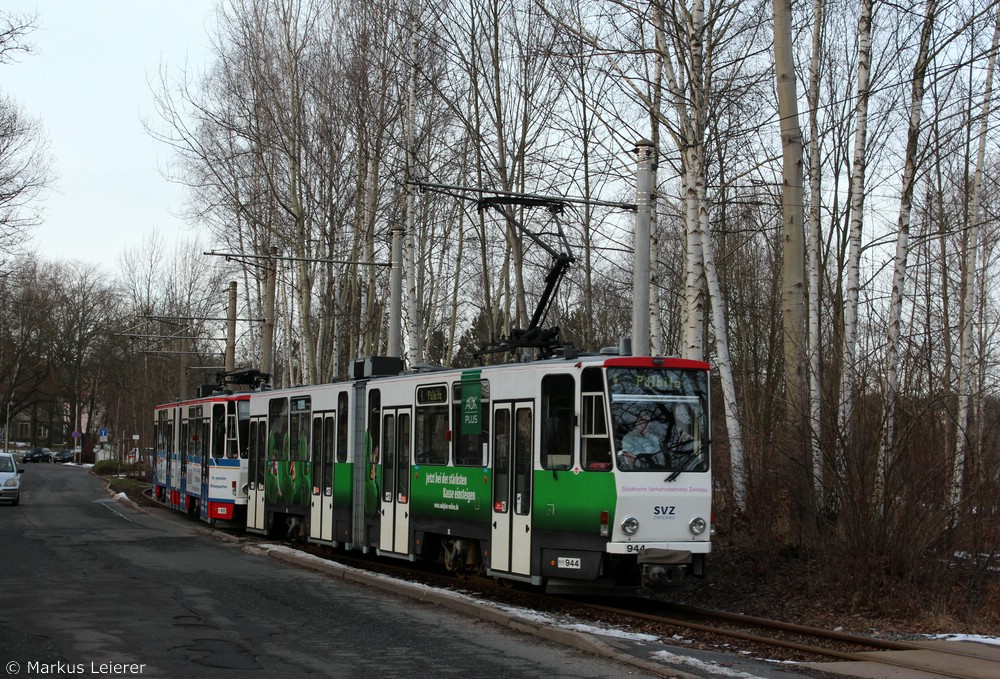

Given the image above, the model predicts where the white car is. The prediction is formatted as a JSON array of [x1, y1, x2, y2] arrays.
[[0, 452, 24, 505]]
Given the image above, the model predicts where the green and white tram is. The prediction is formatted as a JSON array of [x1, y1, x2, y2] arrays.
[[245, 353, 711, 593]]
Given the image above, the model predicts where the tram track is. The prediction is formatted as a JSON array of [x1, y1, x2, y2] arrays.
[[135, 493, 999, 678], [559, 598, 1000, 678], [288, 540, 1000, 678]]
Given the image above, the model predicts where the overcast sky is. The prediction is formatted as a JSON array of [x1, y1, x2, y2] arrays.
[[4, 1, 217, 270]]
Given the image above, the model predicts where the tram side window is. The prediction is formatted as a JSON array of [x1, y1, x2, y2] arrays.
[[451, 380, 489, 467], [248, 420, 260, 485], [254, 419, 266, 484], [514, 408, 532, 516], [212, 403, 225, 458], [540, 374, 574, 470], [337, 392, 349, 463], [237, 400, 250, 459], [269, 398, 288, 460], [323, 414, 335, 493], [415, 386, 449, 465], [581, 367, 612, 471], [367, 389, 381, 467], [397, 414, 410, 502], [289, 397, 311, 461], [382, 413, 395, 502], [311, 416, 323, 495], [492, 409, 511, 513]]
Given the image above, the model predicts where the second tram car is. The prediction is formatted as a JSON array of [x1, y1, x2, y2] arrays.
[[152, 392, 251, 523]]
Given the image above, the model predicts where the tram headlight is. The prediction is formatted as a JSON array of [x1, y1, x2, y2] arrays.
[[621, 516, 639, 536], [689, 516, 708, 536]]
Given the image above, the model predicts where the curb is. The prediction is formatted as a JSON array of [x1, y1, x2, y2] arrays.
[[247, 544, 699, 679]]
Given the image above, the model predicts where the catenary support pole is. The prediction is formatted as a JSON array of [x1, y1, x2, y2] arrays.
[[225, 281, 237, 373], [261, 247, 277, 384], [632, 139, 655, 357], [388, 222, 403, 358]]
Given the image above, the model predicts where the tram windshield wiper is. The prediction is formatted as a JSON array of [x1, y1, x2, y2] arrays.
[[664, 446, 707, 482]]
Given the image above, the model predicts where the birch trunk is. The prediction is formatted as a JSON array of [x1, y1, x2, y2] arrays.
[[806, 0, 824, 503], [953, 14, 1000, 521], [694, 168, 746, 511], [773, 0, 809, 524], [404, 20, 423, 365], [837, 0, 874, 498], [880, 0, 937, 508]]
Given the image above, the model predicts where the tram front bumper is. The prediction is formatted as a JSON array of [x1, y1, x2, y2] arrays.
[[638, 548, 695, 587]]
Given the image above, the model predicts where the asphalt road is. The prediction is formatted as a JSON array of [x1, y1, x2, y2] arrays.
[[2, 463, 672, 679]]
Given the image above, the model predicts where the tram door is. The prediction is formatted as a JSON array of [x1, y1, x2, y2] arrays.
[[490, 401, 534, 575], [310, 412, 335, 542], [246, 416, 266, 532], [378, 407, 411, 555]]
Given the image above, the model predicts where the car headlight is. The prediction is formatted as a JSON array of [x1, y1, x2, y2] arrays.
[[621, 516, 639, 535], [689, 516, 707, 535], [4, 478, 18, 488]]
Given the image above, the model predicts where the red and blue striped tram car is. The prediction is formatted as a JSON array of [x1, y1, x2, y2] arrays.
[[152, 392, 250, 523]]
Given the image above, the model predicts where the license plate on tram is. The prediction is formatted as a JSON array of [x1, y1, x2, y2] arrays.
[[557, 557, 581, 569]]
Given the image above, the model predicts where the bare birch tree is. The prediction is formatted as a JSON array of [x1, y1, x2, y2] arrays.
[[953, 11, 1000, 523], [879, 0, 937, 509], [835, 0, 874, 508], [772, 0, 809, 526]]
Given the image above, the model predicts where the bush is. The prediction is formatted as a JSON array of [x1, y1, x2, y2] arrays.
[[92, 459, 142, 476]]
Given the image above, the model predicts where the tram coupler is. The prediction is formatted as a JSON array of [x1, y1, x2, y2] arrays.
[[638, 548, 693, 588]]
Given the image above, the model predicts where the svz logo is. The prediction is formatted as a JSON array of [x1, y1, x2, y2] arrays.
[[653, 505, 677, 518]]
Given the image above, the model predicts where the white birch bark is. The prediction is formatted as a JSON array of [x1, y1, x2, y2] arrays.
[[404, 19, 423, 365], [694, 168, 746, 511], [953, 13, 1000, 520], [806, 0, 824, 503], [837, 0, 874, 490], [682, 0, 707, 362], [879, 0, 937, 507], [683, 163, 706, 361], [773, 0, 809, 522]]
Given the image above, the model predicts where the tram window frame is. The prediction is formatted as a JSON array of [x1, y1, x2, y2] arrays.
[[323, 414, 335, 494], [367, 389, 381, 467], [415, 384, 449, 465], [396, 413, 410, 503], [311, 415, 323, 495], [180, 416, 188, 466], [336, 392, 349, 463], [451, 380, 489, 467], [237, 400, 250, 459], [248, 419, 262, 486], [212, 403, 226, 459], [254, 418, 266, 485], [382, 412, 395, 502], [289, 397, 311, 462], [540, 374, 575, 470], [188, 406, 204, 459], [268, 397, 289, 461], [492, 408, 511, 513], [581, 367, 612, 471], [514, 407, 532, 516]]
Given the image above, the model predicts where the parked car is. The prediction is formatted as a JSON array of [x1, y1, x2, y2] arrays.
[[0, 451, 23, 505], [52, 450, 75, 463], [23, 447, 52, 463]]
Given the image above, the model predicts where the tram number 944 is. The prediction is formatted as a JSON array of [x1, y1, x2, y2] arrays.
[[557, 557, 582, 569], [625, 544, 646, 553]]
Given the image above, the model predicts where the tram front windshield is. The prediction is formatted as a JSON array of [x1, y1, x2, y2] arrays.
[[608, 367, 709, 473]]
